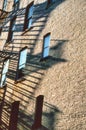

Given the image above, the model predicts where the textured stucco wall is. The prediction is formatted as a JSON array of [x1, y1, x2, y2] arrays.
[[0, 0, 86, 130]]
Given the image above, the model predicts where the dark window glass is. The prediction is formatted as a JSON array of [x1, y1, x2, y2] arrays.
[[13, 0, 19, 10], [0, 28, 2, 36], [24, 2, 34, 30], [7, 16, 16, 43], [3, 0, 7, 11]]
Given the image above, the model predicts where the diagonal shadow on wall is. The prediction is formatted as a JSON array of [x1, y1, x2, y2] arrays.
[[0, 0, 67, 130]]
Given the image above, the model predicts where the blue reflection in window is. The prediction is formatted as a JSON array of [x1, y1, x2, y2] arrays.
[[3, 0, 7, 11], [43, 34, 50, 58], [19, 48, 27, 69], [27, 4, 33, 29]]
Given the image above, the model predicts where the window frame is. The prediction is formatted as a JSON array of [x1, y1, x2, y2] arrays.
[[6, 16, 16, 43], [15, 46, 28, 82], [41, 33, 51, 61], [13, 0, 20, 11], [0, 57, 10, 88], [23, 1, 34, 31], [3, 0, 7, 11], [0, 28, 2, 36]]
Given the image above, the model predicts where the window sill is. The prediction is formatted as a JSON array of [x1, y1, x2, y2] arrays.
[[22, 26, 33, 35]]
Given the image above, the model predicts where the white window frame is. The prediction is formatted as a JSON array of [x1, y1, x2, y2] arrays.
[[15, 46, 28, 82], [0, 57, 10, 88]]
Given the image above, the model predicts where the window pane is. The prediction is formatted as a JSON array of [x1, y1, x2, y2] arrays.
[[3, 0, 7, 10], [24, 2, 34, 30], [14, 0, 19, 10], [27, 18, 32, 29], [15, 4, 19, 10], [14, 0, 19, 3], [0, 28, 2, 36], [11, 32, 14, 40], [19, 48, 27, 69], [28, 5, 33, 18], [43, 34, 50, 58], [0, 74, 6, 87], [2, 59, 9, 74], [44, 35, 50, 48], [12, 24, 16, 31], [0, 59, 9, 87], [43, 47, 49, 58], [12, 20, 16, 31], [11, 19, 16, 40]]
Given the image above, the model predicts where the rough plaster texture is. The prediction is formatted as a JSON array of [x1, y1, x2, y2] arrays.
[[0, 0, 86, 130]]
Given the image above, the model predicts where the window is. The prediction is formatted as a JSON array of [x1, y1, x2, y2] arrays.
[[0, 28, 2, 36], [15, 46, 28, 82], [0, 57, 10, 88], [42, 33, 51, 58], [7, 16, 16, 43], [24, 2, 34, 30], [3, 0, 7, 11], [13, 0, 19, 10], [47, 0, 55, 6]]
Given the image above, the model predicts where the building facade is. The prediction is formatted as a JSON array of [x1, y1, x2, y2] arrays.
[[0, 0, 86, 130]]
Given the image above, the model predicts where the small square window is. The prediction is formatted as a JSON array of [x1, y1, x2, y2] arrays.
[[42, 33, 51, 59], [15, 46, 28, 82], [0, 57, 10, 88], [24, 2, 34, 31]]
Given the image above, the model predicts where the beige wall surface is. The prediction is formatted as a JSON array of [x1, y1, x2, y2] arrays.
[[0, 0, 86, 130]]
